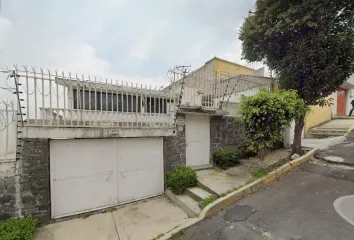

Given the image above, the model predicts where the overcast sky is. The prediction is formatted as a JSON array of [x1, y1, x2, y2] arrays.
[[0, 0, 255, 87]]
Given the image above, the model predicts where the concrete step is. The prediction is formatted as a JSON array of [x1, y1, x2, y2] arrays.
[[308, 129, 347, 137], [190, 164, 213, 171], [197, 181, 220, 196], [166, 189, 201, 218], [185, 187, 213, 202]]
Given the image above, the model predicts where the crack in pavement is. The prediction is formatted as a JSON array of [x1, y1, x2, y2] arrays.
[[300, 162, 354, 183], [223, 205, 256, 223], [110, 212, 120, 240]]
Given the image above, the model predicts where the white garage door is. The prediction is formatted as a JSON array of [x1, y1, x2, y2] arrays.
[[50, 138, 164, 218]]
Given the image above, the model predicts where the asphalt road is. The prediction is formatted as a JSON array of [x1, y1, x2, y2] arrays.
[[178, 149, 354, 239], [316, 135, 354, 165]]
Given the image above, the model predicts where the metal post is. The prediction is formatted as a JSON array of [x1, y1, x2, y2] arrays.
[[5, 103, 8, 161], [13, 71, 24, 126]]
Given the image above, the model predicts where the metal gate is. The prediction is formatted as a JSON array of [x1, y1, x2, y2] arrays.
[[50, 137, 164, 218]]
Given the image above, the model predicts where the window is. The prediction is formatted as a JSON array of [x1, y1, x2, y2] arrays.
[[145, 97, 168, 114], [73, 89, 170, 113], [73, 90, 140, 112]]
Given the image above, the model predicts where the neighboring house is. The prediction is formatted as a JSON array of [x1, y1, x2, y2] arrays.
[[299, 75, 354, 136], [169, 57, 276, 115], [331, 75, 354, 117], [0, 60, 275, 224]]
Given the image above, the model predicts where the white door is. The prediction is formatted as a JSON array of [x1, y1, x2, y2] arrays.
[[185, 114, 210, 167], [50, 138, 164, 218]]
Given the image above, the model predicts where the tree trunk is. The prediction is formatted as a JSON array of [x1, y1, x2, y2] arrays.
[[292, 115, 305, 155]]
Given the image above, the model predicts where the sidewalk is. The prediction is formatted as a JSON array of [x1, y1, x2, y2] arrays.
[[307, 118, 354, 137], [33, 197, 191, 240], [301, 136, 346, 149]]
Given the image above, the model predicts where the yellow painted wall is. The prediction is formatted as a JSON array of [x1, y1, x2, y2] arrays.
[[304, 104, 332, 135], [213, 58, 255, 78]]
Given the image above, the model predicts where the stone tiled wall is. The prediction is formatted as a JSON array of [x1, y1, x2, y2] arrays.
[[210, 116, 245, 155], [0, 162, 17, 222], [163, 114, 186, 172], [0, 138, 50, 224], [21, 138, 51, 223]]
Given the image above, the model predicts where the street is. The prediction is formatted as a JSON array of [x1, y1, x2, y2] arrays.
[[178, 140, 354, 239]]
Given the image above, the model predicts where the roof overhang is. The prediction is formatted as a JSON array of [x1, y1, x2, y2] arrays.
[[340, 82, 354, 89], [180, 105, 229, 116]]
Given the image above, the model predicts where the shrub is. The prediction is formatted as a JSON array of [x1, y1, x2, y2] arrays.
[[166, 167, 198, 195], [0, 217, 39, 240], [237, 89, 307, 157], [212, 148, 242, 169]]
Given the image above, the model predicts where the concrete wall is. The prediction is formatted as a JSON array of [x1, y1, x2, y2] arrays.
[[214, 58, 255, 78], [170, 57, 256, 97], [0, 109, 17, 161], [304, 104, 332, 135], [210, 116, 245, 155]]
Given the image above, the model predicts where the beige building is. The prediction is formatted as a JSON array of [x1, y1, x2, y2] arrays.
[[169, 57, 275, 115]]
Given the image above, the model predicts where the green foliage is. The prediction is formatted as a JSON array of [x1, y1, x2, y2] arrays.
[[212, 148, 242, 169], [171, 231, 184, 240], [237, 89, 307, 156], [151, 233, 164, 240], [251, 169, 268, 179], [166, 167, 198, 195], [0, 217, 39, 240], [200, 196, 217, 208], [239, 0, 354, 106]]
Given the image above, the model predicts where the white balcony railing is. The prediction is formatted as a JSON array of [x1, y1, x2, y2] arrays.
[[4, 67, 177, 129]]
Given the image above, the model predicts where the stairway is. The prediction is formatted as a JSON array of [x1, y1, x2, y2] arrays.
[[307, 118, 354, 138], [166, 186, 216, 217]]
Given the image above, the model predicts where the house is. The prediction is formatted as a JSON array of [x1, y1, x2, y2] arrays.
[[331, 75, 354, 117], [166, 57, 275, 168], [169, 57, 276, 113], [0, 60, 275, 223], [301, 75, 354, 136]]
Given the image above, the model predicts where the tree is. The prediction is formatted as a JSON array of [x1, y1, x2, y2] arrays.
[[239, 0, 354, 154], [237, 89, 307, 158]]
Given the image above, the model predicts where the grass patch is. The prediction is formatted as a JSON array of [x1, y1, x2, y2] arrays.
[[251, 169, 268, 179], [200, 196, 217, 208], [151, 233, 164, 240], [171, 230, 184, 240], [0, 217, 39, 240]]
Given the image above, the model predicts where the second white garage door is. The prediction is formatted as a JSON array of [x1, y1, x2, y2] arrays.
[[50, 138, 164, 218]]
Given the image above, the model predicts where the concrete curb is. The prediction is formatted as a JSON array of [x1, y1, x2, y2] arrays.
[[344, 126, 354, 136], [160, 148, 318, 240]]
